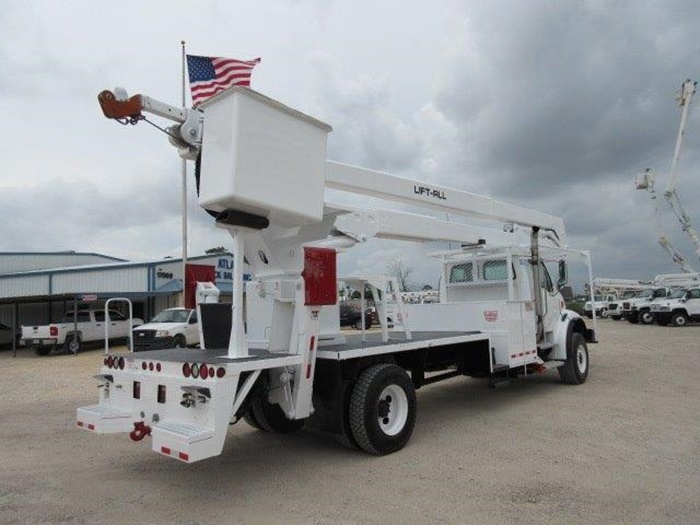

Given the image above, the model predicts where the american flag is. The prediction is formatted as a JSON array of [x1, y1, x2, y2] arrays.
[[186, 55, 261, 106]]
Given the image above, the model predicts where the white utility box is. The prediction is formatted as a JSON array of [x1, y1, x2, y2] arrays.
[[198, 87, 332, 228]]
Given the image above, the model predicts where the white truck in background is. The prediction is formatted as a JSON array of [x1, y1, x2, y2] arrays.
[[76, 82, 596, 463], [23, 309, 143, 355], [583, 293, 618, 319], [650, 287, 700, 326], [133, 308, 199, 351], [620, 287, 673, 324]]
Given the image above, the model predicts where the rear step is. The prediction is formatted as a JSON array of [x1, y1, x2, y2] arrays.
[[490, 364, 510, 389], [151, 420, 215, 463], [76, 404, 133, 434]]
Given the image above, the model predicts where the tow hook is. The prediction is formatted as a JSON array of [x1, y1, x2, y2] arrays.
[[129, 421, 152, 442]]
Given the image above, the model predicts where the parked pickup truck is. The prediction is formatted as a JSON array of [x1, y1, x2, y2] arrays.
[[22, 309, 143, 356], [621, 287, 672, 324], [132, 308, 199, 351]]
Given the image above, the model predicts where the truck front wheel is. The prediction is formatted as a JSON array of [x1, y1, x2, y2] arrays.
[[559, 332, 589, 385], [671, 312, 688, 327], [639, 309, 654, 325], [349, 364, 417, 455]]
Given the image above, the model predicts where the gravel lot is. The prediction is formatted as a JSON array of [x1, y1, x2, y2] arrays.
[[1, 319, 699, 524]]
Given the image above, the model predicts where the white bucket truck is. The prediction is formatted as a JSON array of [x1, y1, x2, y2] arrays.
[[76, 84, 596, 462]]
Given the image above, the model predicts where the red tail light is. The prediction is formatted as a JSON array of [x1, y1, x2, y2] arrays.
[[107, 356, 114, 368], [49, 326, 58, 337], [118, 357, 125, 370], [156, 363, 162, 372], [216, 367, 226, 378], [103, 358, 108, 366], [142, 362, 147, 370], [182, 363, 191, 378], [200, 365, 209, 379], [148, 362, 154, 371]]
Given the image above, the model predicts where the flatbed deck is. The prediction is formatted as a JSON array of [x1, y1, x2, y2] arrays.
[[126, 331, 488, 366]]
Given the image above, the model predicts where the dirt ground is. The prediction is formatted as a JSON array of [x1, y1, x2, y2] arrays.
[[0, 320, 699, 525]]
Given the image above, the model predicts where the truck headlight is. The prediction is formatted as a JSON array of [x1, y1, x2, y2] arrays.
[[155, 330, 170, 338]]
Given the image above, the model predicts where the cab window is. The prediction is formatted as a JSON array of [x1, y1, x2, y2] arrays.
[[93, 311, 105, 322], [449, 263, 473, 283], [540, 263, 554, 293], [109, 311, 126, 321], [689, 289, 700, 299], [483, 260, 508, 281]]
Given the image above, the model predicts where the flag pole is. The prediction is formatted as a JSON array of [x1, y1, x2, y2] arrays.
[[180, 40, 188, 307]]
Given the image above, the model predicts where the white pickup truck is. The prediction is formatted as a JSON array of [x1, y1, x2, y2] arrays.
[[22, 309, 143, 355], [132, 308, 199, 351]]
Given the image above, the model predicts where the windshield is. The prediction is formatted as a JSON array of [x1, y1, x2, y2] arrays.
[[593, 295, 603, 301], [638, 290, 654, 299], [151, 309, 190, 323], [669, 289, 687, 299]]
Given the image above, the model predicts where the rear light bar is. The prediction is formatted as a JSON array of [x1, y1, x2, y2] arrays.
[[180, 363, 225, 379], [49, 326, 58, 337]]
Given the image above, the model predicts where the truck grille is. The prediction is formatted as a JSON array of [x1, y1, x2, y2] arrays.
[[133, 330, 155, 342], [622, 302, 630, 309], [608, 303, 618, 309]]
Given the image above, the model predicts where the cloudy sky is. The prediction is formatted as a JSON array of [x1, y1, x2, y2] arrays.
[[2, 0, 700, 290]]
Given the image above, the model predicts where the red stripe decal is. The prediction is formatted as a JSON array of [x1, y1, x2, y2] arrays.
[[88, 424, 95, 431], [178, 452, 189, 461], [306, 364, 312, 379], [161, 446, 171, 455], [309, 336, 315, 351], [77, 421, 83, 427]]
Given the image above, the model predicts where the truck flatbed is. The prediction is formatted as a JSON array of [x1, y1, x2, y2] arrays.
[[316, 331, 486, 360], [129, 331, 487, 367]]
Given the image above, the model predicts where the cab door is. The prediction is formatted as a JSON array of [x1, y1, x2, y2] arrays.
[[686, 289, 700, 318], [185, 310, 199, 345], [540, 262, 561, 334]]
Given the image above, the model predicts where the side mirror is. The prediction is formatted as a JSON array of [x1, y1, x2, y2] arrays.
[[557, 260, 568, 288]]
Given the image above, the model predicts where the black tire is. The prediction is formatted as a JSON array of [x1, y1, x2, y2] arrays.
[[671, 312, 688, 327], [559, 332, 589, 385], [639, 309, 654, 325], [172, 335, 187, 348], [35, 346, 52, 356], [349, 363, 417, 455], [64, 334, 81, 355], [250, 391, 304, 434], [628, 314, 639, 324], [243, 407, 264, 430], [611, 316, 621, 321]]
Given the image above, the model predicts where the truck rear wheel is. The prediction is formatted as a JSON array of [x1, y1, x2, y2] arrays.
[[349, 363, 417, 455], [243, 407, 263, 430], [559, 332, 589, 385], [64, 335, 81, 355], [35, 346, 52, 356], [250, 391, 304, 434], [172, 335, 187, 348]]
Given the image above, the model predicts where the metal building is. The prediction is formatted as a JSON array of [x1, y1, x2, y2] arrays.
[[0, 252, 235, 346]]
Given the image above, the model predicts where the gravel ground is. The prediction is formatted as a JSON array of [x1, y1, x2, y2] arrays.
[[1, 319, 699, 524]]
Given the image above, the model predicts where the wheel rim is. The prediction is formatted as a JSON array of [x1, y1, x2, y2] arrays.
[[675, 315, 686, 326], [575, 344, 587, 374], [377, 384, 408, 436], [642, 312, 653, 324]]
